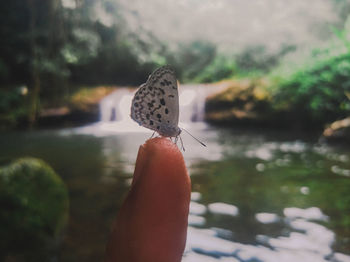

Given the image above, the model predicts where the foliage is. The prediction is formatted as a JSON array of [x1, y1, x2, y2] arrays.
[[1, 0, 350, 130], [0, 158, 69, 261], [171, 41, 217, 82], [206, 15, 350, 130], [270, 15, 350, 128], [194, 55, 237, 83], [0, 0, 159, 124], [177, 43, 295, 84], [235, 44, 296, 76], [0, 87, 30, 129]]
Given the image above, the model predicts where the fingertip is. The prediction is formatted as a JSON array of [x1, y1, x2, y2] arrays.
[[133, 137, 186, 184], [144, 137, 183, 160]]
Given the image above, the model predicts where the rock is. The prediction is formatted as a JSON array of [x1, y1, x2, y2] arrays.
[[0, 158, 69, 261], [38, 86, 117, 128], [205, 79, 272, 126], [322, 117, 350, 143]]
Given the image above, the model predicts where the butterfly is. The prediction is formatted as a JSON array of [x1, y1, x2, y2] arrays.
[[130, 65, 206, 149]]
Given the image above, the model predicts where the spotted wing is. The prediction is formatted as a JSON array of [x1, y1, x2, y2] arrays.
[[131, 65, 179, 133]]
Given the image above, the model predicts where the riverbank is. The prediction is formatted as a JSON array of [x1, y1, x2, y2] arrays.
[[1, 81, 349, 144], [205, 79, 350, 144], [38, 86, 118, 128]]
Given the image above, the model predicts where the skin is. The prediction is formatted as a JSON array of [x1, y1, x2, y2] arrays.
[[105, 137, 191, 262]]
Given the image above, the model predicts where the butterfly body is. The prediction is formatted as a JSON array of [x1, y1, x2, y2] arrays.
[[157, 124, 182, 137], [131, 65, 181, 138]]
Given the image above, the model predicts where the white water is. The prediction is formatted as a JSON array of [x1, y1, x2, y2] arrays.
[[99, 85, 208, 124], [99, 89, 131, 122], [75, 84, 220, 137], [65, 84, 225, 163]]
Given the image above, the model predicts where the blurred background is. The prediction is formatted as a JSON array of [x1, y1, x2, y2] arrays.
[[0, 0, 350, 261]]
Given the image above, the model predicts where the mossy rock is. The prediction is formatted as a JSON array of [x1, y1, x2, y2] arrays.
[[205, 79, 273, 125], [322, 117, 350, 144], [38, 86, 117, 128], [0, 158, 69, 261]]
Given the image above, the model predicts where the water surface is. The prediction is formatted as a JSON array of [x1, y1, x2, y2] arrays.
[[1, 124, 349, 262]]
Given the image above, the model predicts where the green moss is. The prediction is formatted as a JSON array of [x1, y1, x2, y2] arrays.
[[272, 53, 350, 128], [69, 86, 116, 112], [0, 88, 30, 130], [0, 158, 69, 261], [205, 79, 274, 126]]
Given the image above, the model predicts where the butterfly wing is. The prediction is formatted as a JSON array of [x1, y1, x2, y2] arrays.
[[131, 66, 179, 134]]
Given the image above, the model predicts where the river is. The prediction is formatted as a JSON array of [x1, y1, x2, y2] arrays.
[[0, 86, 349, 262]]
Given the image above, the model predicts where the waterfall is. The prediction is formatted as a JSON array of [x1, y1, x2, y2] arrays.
[[178, 85, 207, 123], [99, 85, 209, 125], [99, 89, 132, 122], [75, 84, 222, 136]]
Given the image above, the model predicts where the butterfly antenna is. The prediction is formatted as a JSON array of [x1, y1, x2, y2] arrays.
[[149, 131, 156, 139], [181, 128, 207, 147]]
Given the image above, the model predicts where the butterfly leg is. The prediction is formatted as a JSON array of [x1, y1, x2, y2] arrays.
[[179, 135, 185, 152]]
